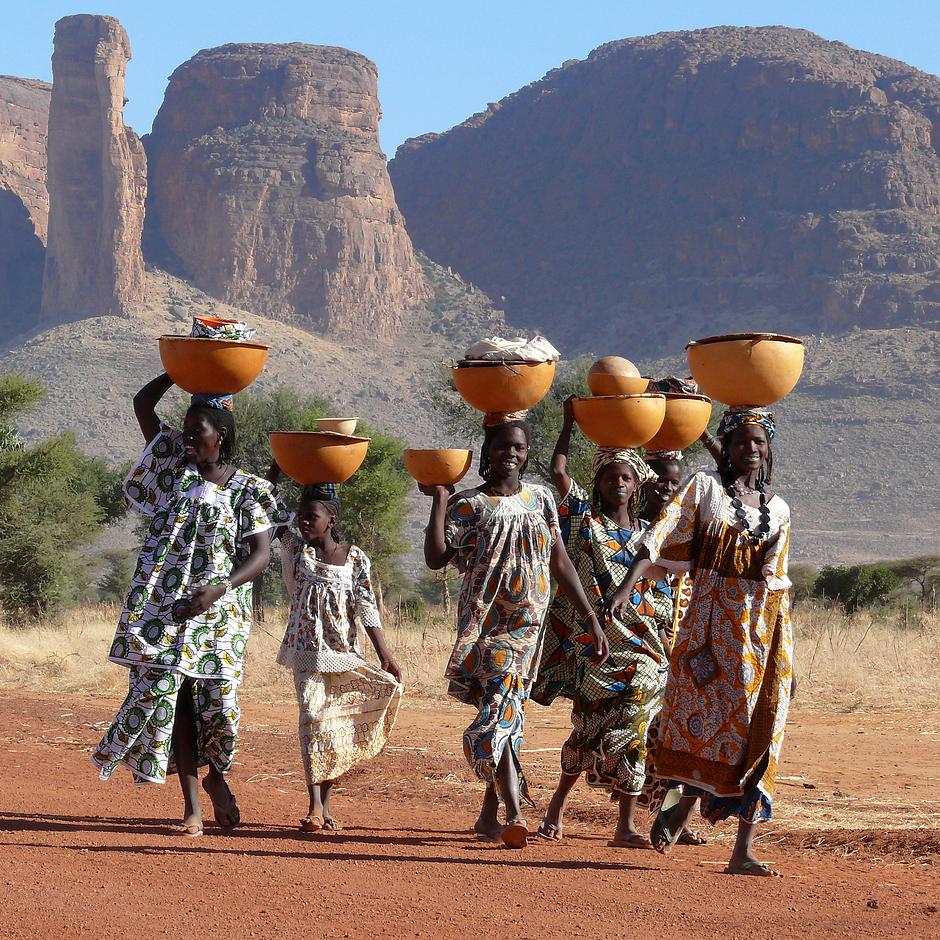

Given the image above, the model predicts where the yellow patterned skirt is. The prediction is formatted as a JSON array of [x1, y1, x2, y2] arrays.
[[293, 662, 402, 784]]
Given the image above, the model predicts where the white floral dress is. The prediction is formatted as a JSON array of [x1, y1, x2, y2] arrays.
[[278, 532, 402, 784]]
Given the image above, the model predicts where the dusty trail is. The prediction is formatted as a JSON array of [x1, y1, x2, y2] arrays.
[[0, 692, 937, 939]]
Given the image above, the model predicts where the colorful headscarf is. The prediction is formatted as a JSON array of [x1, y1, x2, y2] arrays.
[[482, 410, 529, 428], [716, 407, 776, 441], [645, 449, 683, 462], [301, 483, 338, 502], [591, 447, 655, 485], [652, 376, 699, 395], [190, 393, 234, 412]]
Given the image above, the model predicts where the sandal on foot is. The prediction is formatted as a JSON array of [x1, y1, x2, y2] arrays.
[[536, 819, 563, 842], [322, 817, 341, 832], [608, 833, 651, 849], [501, 821, 528, 850], [725, 859, 781, 877], [175, 822, 203, 838], [299, 814, 324, 833], [202, 777, 241, 829], [472, 821, 503, 843], [650, 806, 683, 855]]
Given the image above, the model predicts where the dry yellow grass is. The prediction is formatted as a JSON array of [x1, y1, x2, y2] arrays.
[[0, 603, 937, 712]]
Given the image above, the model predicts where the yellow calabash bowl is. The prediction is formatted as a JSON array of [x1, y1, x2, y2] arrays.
[[572, 394, 666, 448], [452, 361, 556, 413], [686, 332, 804, 406], [643, 394, 714, 451], [403, 448, 473, 487], [587, 356, 648, 396], [159, 336, 270, 395], [268, 431, 369, 485]]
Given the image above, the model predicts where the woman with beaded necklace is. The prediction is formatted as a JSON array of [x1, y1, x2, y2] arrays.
[[609, 407, 794, 876]]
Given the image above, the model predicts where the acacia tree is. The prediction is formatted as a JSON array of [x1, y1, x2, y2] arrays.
[[0, 373, 127, 619]]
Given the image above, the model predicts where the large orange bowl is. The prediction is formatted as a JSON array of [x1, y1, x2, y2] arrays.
[[403, 448, 473, 486], [452, 360, 556, 413], [572, 394, 666, 448], [587, 356, 648, 396], [159, 336, 270, 394], [643, 394, 714, 451], [269, 431, 369, 485], [686, 332, 804, 406]]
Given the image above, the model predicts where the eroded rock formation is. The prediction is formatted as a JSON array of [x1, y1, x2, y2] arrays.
[[0, 76, 50, 322], [390, 27, 940, 352], [145, 43, 428, 334], [40, 14, 146, 323]]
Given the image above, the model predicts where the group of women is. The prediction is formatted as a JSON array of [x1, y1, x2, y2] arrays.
[[92, 367, 794, 877]]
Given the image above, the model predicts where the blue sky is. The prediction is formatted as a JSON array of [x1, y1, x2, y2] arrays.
[[3, 2, 937, 156]]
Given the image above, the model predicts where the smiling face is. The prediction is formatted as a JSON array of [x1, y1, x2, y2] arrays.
[[644, 460, 681, 513], [487, 425, 529, 480], [297, 499, 336, 542], [595, 462, 638, 512], [183, 411, 224, 464], [727, 425, 769, 476]]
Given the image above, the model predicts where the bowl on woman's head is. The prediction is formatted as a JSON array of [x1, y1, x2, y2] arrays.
[[686, 332, 804, 406], [269, 431, 370, 485], [587, 356, 649, 396], [452, 360, 556, 413], [403, 448, 473, 487], [643, 393, 713, 451], [572, 393, 666, 448], [316, 417, 359, 436], [159, 336, 270, 395]]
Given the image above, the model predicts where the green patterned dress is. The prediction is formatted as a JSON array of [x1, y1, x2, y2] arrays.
[[92, 422, 289, 784]]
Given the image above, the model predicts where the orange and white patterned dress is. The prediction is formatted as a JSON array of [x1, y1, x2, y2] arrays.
[[638, 470, 793, 822]]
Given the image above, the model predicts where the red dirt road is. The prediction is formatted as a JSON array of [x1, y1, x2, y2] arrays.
[[1, 691, 938, 939]]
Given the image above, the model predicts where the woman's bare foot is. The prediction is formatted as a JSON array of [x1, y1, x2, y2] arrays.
[[474, 783, 502, 841], [472, 817, 503, 842], [202, 771, 240, 828], [679, 827, 708, 846], [501, 817, 528, 849], [608, 828, 651, 849], [176, 810, 203, 838]]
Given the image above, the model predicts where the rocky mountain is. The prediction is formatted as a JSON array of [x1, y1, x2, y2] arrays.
[[390, 26, 940, 353], [145, 43, 429, 335], [0, 76, 49, 322], [40, 15, 146, 325]]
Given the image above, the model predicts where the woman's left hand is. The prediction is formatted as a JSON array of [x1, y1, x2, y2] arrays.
[[181, 583, 227, 618]]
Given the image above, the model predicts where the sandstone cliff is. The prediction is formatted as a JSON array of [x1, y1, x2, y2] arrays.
[[145, 43, 428, 335], [0, 76, 49, 322], [390, 27, 940, 353], [40, 14, 146, 324]]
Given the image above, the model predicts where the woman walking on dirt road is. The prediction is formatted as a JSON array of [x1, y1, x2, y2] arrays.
[[421, 411, 608, 849], [610, 407, 794, 876], [91, 372, 288, 837]]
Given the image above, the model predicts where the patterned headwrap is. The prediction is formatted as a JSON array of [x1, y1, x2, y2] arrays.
[[190, 393, 234, 412], [190, 316, 256, 342], [716, 407, 776, 441], [301, 483, 338, 502], [482, 410, 529, 428], [591, 447, 656, 485], [645, 449, 683, 462], [652, 376, 699, 395]]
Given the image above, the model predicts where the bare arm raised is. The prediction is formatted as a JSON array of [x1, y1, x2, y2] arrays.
[[134, 373, 174, 443]]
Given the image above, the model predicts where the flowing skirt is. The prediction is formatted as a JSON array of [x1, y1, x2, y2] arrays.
[[462, 672, 533, 805], [91, 665, 239, 784], [293, 662, 402, 784]]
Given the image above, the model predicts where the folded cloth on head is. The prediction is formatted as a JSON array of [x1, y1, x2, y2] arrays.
[[190, 393, 234, 412], [483, 410, 529, 428], [190, 316, 256, 342], [645, 449, 684, 461], [464, 335, 560, 363]]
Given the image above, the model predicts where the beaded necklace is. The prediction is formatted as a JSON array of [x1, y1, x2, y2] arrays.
[[726, 480, 771, 546]]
